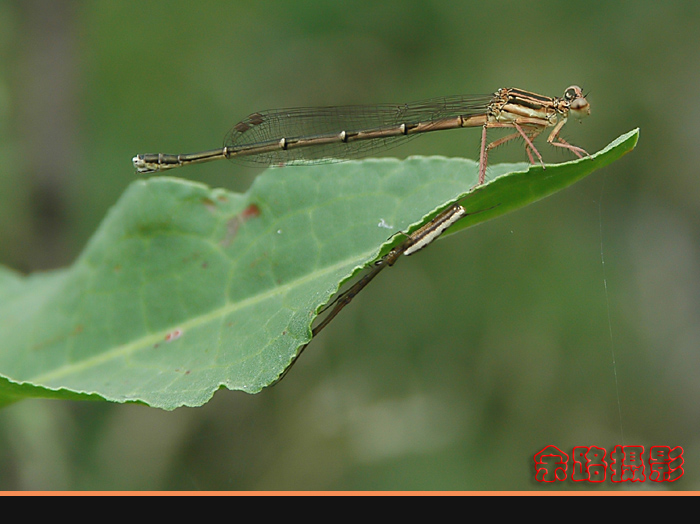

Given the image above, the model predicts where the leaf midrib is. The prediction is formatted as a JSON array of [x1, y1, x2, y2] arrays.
[[27, 249, 376, 385]]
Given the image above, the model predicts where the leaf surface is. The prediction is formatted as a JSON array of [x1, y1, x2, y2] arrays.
[[0, 130, 639, 409]]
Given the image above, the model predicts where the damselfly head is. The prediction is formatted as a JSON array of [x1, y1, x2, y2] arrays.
[[564, 85, 590, 119]]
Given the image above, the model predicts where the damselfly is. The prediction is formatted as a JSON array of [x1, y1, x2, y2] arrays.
[[133, 86, 590, 185]]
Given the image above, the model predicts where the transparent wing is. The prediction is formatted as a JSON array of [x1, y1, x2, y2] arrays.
[[223, 94, 494, 166]]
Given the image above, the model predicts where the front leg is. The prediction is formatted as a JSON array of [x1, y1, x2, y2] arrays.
[[546, 119, 589, 158]]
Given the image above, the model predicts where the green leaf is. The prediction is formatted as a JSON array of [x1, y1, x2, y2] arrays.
[[0, 129, 638, 409]]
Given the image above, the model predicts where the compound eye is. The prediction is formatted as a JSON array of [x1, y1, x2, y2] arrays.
[[565, 85, 583, 101], [566, 86, 590, 118], [571, 98, 589, 111]]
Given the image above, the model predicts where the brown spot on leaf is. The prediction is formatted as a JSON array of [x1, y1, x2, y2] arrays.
[[221, 203, 261, 247]]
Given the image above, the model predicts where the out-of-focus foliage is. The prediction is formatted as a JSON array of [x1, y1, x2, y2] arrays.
[[0, 0, 696, 491]]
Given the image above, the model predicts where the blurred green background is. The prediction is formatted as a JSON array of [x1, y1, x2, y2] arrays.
[[0, 0, 697, 491]]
